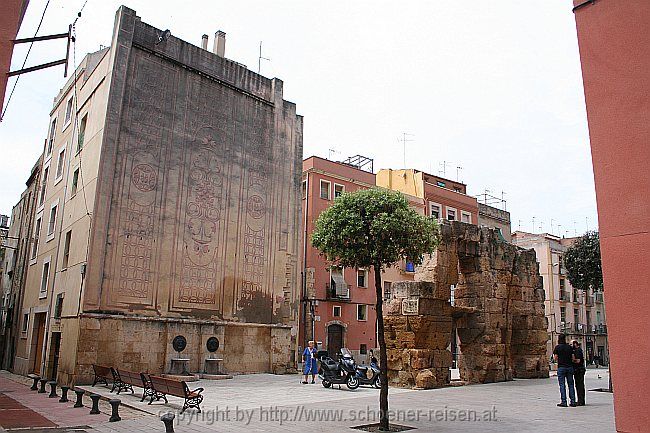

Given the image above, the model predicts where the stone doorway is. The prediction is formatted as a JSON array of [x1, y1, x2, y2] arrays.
[[327, 324, 344, 357]]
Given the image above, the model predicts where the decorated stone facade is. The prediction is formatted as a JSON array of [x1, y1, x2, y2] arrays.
[[384, 221, 549, 389]]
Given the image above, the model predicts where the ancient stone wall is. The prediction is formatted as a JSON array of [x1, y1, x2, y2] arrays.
[[383, 222, 548, 389]]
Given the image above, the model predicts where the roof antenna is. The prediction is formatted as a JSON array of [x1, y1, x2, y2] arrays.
[[258, 41, 270, 74]]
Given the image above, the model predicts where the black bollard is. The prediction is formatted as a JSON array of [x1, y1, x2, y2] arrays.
[[109, 399, 121, 422], [59, 386, 70, 403], [161, 413, 175, 433], [30, 376, 41, 390], [48, 381, 58, 398], [38, 378, 47, 393], [73, 389, 85, 408], [89, 393, 101, 414]]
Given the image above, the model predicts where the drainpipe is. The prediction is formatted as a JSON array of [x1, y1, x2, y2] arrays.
[[302, 171, 310, 347]]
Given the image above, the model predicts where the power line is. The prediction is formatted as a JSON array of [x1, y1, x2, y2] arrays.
[[1, 0, 52, 121]]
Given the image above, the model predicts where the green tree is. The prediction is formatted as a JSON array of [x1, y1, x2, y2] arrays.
[[311, 188, 439, 430], [564, 231, 603, 292]]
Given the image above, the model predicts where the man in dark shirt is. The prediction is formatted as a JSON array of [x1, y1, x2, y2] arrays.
[[572, 340, 587, 406], [553, 334, 577, 407]]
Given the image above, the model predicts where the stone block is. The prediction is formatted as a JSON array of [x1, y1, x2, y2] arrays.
[[415, 369, 437, 389]]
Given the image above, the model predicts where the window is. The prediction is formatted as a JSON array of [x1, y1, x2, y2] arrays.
[[54, 293, 64, 318], [429, 202, 441, 219], [454, 187, 461, 193], [40, 260, 50, 296], [64, 96, 73, 126], [330, 266, 348, 298], [446, 207, 457, 221], [301, 180, 307, 199], [357, 269, 367, 288], [77, 114, 87, 152], [47, 203, 58, 237], [320, 180, 331, 200], [22, 313, 29, 333], [39, 167, 49, 206], [560, 306, 566, 322], [596, 310, 602, 324], [357, 304, 367, 321], [55, 147, 66, 180], [559, 278, 566, 290], [460, 211, 471, 224], [436, 181, 446, 188], [62, 230, 72, 268], [47, 118, 57, 155], [71, 168, 79, 195], [334, 183, 345, 198], [360, 344, 367, 355], [333, 306, 341, 317], [383, 281, 392, 300], [31, 217, 41, 259]]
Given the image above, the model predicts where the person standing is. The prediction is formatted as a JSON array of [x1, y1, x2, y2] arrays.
[[302, 341, 318, 384], [553, 334, 577, 407], [572, 340, 587, 406]]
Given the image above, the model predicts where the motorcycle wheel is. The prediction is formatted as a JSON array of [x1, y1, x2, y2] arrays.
[[322, 380, 331, 388], [373, 376, 381, 389], [346, 376, 360, 390]]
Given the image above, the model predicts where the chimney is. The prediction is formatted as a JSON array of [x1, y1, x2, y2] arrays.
[[201, 34, 208, 50], [213, 30, 226, 57]]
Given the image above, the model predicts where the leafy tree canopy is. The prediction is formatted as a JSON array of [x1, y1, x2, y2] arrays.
[[311, 188, 439, 269], [564, 230, 603, 292]]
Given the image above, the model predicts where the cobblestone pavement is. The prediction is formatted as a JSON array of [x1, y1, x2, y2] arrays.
[[1, 369, 614, 432]]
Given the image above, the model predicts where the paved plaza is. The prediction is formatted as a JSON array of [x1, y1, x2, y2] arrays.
[[0, 369, 614, 432]]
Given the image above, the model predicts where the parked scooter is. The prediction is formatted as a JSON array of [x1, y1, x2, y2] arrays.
[[318, 350, 359, 390], [355, 362, 381, 388]]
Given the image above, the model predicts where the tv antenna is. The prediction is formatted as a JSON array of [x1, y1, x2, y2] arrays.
[[328, 148, 341, 160], [258, 41, 270, 74], [398, 132, 414, 168]]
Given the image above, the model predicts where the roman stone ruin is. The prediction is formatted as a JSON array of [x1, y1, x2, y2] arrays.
[[384, 221, 549, 389]]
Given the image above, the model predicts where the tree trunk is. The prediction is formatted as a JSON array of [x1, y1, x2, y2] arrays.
[[374, 264, 389, 430]]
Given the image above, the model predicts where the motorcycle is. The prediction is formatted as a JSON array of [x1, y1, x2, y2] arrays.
[[355, 362, 381, 388], [318, 351, 359, 390]]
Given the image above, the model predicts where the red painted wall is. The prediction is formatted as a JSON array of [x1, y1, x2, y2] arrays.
[[0, 0, 29, 116], [573, 1, 650, 431], [301, 157, 378, 354]]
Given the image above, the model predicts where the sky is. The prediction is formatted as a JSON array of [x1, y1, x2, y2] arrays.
[[0, 0, 598, 237]]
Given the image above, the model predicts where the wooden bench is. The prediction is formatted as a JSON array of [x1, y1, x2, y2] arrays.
[[113, 368, 139, 395], [149, 375, 204, 413], [139, 372, 166, 403], [92, 364, 112, 388]]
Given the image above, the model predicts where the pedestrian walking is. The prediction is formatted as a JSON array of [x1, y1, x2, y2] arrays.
[[553, 334, 577, 407], [302, 341, 318, 384]]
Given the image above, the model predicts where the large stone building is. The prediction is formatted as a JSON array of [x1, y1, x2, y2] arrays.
[[512, 231, 608, 365], [11, 7, 302, 385]]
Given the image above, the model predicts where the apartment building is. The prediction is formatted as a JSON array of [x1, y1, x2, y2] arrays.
[[0, 157, 41, 370], [301, 157, 483, 360], [512, 231, 609, 365], [11, 6, 303, 385]]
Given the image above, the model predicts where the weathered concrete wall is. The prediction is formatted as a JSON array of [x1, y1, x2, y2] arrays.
[[51, 7, 303, 383], [384, 222, 548, 389]]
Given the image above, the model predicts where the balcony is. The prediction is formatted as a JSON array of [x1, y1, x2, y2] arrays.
[[585, 296, 595, 307], [595, 292, 604, 303], [573, 290, 581, 303], [559, 291, 571, 302], [597, 324, 608, 335], [574, 323, 586, 333], [326, 282, 350, 301]]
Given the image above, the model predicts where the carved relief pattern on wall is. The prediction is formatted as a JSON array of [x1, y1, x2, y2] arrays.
[[113, 53, 174, 304], [177, 128, 225, 305]]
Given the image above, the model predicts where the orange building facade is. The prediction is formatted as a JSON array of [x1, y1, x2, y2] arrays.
[[573, 0, 650, 431]]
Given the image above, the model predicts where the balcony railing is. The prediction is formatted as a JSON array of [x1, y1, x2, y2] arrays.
[[559, 291, 571, 302], [559, 321, 572, 333], [597, 324, 607, 335], [595, 292, 604, 303], [326, 282, 350, 300], [574, 323, 585, 333]]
